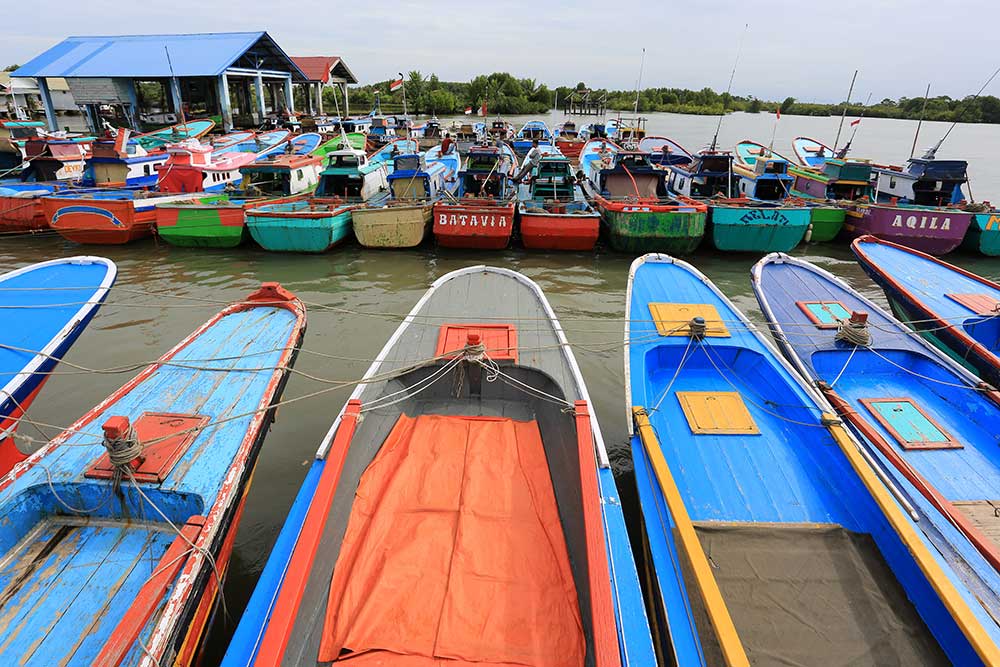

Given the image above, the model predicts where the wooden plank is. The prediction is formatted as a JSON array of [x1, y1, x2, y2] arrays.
[[92, 516, 204, 667], [632, 406, 750, 667]]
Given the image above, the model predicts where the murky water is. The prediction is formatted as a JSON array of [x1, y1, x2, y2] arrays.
[[3, 110, 1000, 663]]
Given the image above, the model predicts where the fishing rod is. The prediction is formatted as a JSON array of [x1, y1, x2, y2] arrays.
[[832, 69, 857, 153], [922, 62, 1000, 160], [837, 92, 872, 159], [710, 23, 749, 152], [909, 83, 931, 159]]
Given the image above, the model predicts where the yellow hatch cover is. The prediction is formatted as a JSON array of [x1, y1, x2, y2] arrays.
[[677, 391, 759, 435], [648, 303, 730, 337]]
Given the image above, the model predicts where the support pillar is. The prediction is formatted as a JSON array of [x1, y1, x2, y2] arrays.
[[284, 74, 294, 114], [217, 74, 233, 131], [342, 83, 349, 117], [37, 78, 57, 131], [255, 73, 265, 122], [169, 76, 183, 117], [126, 80, 141, 131], [318, 83, 324, 115]]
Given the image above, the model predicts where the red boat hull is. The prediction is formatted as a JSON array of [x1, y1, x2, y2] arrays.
[[43, 197, 154, 244], [556, 139, 584, 159], [520, 211, 599, 250], [0, 195, 47, 231], [433, 200, 516, 249]]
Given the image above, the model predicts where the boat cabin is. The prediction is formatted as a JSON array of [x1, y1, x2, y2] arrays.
[[83, 132, 167, 188], [459, 145, 514, 198], [668, 152, 738, 198], [316, 147, 388, 200], [597, 151, 668, 199], [556, 121, 578, 139], [487, 120, 513, 140], [21, 137, 87, 181], [873, 158, 969, 206], [736, 156, 794, 200], [240, 154, 322, 196], [527, 156, 576, 201], [791, 159, 873, 201]]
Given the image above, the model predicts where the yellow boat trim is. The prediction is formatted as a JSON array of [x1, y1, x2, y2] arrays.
[[677, 391, 759, 435], [648, 302, 730, 338], [824, 414, 1000, 665], [633, 406, 751, 667]]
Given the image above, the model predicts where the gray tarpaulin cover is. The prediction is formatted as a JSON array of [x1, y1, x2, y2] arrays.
[[684, 523, 949, 666]]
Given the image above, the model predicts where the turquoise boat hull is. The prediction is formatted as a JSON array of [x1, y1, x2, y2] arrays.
[[708, 204, 811, 252], [246, 200, 354, 252], [962, 212, 1000, 256]]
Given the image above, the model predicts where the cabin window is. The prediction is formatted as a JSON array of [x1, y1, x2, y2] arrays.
[[678, 178, 686, 190], [144, 165, 151, 176], [860, 398, 961, 450], [796, 301, 851, 329], [296, 169, 303, 180], [890, 177, 897, 189]]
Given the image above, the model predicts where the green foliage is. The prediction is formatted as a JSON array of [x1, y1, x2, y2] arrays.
[[3, 64, 20, 72], [339, 73, 1000, 125]]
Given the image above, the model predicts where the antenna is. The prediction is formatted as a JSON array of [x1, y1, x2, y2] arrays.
[[838, 91, 872, 158], [909, 83, 931, 159], [710, 23, 749, 151], [633, 48, 645, 115], [164, 46, 187, 129], [832, 69, 858, 152], [922, 63, 1000, 160]]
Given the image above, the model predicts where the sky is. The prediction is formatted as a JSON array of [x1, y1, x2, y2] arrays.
[[5, 0, 1000, 103]]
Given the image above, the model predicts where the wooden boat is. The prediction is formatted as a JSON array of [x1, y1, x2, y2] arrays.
[[731, 140, 796, 201], [512, 119, 553, 154], [156, 155, 321, 248], [132, 118, 215, 150], [221, 265, 657, 667], [246, 198, 355, 252], [21, 136, 89, 181], [791, 135, 840, 167], [486, 118, 515, 141], [706, 198, 811, 252], [0, 181, 101, 232], [312, 132, 367, 160], [963, 208, 1000, 255], [366, 115, 411, 148], [0, 282, 305, 666], [433, 143, 518, 249], [579, 139, 707, 253], [82, 130, 167, 188], [315, 145, 389, 201], [517, 153, 600, 250], [43, 189, 212, 244], [157, 140, 258, 193], [554, 120, 585, 159], [843, 201, 973, 255], [289, 132, 322, 155], [754, 252, 1000, 618], [625, 253, 1000, 667], [853, 234, 1000, 386], [872, 155, 970, 207], [0, 119, 46, 171], [454, 121, 485, 153], [0, 256, 115, 476], [353, 146, 460, 248]]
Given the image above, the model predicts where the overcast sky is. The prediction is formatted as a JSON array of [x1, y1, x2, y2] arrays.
[[5, 0, 999, 103]]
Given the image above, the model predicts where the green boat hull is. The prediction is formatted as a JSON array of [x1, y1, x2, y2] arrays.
[[247, 209, 354, 252], [805, 206, 846, 243], [156, 195, 241, 248], [314, 133, 367, 159], [709, 205, 811, 252], [962, 212, 1000, 255], [600, 207, 706, 254]]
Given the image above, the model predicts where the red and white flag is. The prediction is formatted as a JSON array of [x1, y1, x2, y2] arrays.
[[850, 118, 861, 126], [464, 106, 473, 115], [390, 78, 404, 92]]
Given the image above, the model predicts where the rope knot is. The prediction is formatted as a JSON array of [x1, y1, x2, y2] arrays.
[[688, 316, 707, 340], [461, 333, 487, 362], [835, 311, 871, 347]]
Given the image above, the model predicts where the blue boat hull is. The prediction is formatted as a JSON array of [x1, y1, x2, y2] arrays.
[[709, 204, 810, 252]]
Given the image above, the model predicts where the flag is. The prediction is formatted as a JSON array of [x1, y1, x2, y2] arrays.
[[464, 106, 473, 115], [850, 118, 861, 126], [776, 107, 781, 120], [390, 78, 404, 92], [479, 103, 488, 117]]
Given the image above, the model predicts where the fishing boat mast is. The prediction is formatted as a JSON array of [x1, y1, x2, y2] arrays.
[[921, 63, 1000, 160], [633, 48, 645, 115], [909, 83, 931, 159], [709, 23, 748, 152], [832, 69, 858, 153], [838, 91, 872, 158]]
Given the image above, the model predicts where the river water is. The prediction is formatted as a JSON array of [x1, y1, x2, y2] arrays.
[[4, 110, 1000, 663]]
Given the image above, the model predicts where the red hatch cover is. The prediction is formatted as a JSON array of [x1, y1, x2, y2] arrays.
[[86, 412, 211, 483], [946, 293, 1000, 316], [435, 323, 518, 362]]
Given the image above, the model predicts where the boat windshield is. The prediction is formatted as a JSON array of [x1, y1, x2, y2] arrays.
[[329, 154, 360, 169], [242, 171, 290, 196], [394, 156, 420, 172]]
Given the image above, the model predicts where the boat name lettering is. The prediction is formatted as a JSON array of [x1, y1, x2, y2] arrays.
[[437, 213, 509, 228], [890, 214, 950, 231], [738, 209, 789, 225]]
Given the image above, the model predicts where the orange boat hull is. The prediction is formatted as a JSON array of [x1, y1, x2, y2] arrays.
[[433, 200, 515, 249], [44, 197, 154, 244]]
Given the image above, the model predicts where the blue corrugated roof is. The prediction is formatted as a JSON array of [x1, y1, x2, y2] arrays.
[[14, 32, 307, 80]]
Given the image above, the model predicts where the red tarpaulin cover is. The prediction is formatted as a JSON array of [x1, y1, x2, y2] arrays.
[[319, 414, 585, 667]]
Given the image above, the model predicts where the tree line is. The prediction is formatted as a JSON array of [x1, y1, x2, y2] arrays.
[[330, 71, 1000, 124]]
